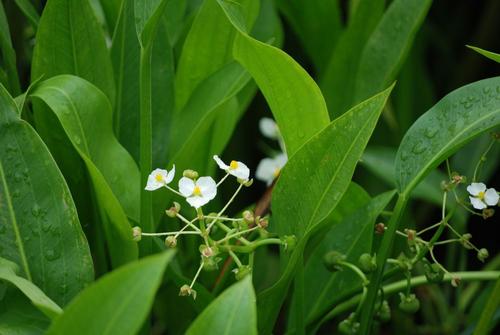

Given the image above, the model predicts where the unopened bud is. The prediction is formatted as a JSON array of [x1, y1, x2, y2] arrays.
[[132, 226, 142, 242], [405, 229, 417, 246], [202, 256, 220, 271], [451, 172, 466, 185], [338, 313, 359, 335], [482, 208, 495, 219], [424, 263, 444, 283], [451, 275, 461, 287], [281, 235, 296, 252], [242, 178, 253, 187], [396, 253, 412, 271], [377, 300, 391, 322], [242, 210, 254, 224], [460, 233, 473, 249], [398, 293, 420, 314], [358, 253, 377, 273], [165, 236, 177, 248], [375, 223, 385, 234], [183, 169, 198, 179], [165, 202, 181, 218], [258, 217, 269, 229], [199, 244, 217, 258], [323, 251, 346, 272], [233, 265, 252, 280], [179, 284, 197, 300], [477, 248, 489, 262], [441, 180, 452, 192]]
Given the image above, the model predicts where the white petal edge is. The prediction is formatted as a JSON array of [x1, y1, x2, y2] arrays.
[[165, 165, 175, 184], [484, 188, 499, 206], [179, 177, 195, 197], [213, 155, 228, 170], [259, 117, 278, 139], [197, 177, 217, 199], [469, 196, 487, 210], [256, 158, 276, 185], [467, 182, 486, 196], [187, 196, 209, 209]]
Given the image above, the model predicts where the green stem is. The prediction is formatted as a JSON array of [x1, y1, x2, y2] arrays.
[[317, 271, 500, 331], [294, 258, 306, 335], [139, 44, 153, 256], [359, 194, 409, 334], [216, 226, 259, 244], [219, 238, 283, 253]]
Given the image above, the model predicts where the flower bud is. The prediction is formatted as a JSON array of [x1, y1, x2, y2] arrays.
[[377, 300, 391, 322], [460, 233, 473, 249], [183, 169, 198, 179], [242, 178, 253, 187], [165, 236, 177, 248], [258, 217, 269, 229], [323, 251, 346, 272], [477, 248, 489, 262], [375, 222, 386, 234], [405, 229, 417, 247], [398, 293, 420, 314], [440, 180, 452, 192], [281, 235, 297, 252], [179, 284, 197, 300], [482, 208, 495, 219], [233, 265, 252, 280], [396, 253, 411, 271], [199, 245, 215, 258], [338, 314, 359, 335], [165, 202, 181, 218], [202, 256, 221, 271], [132, 226, 142, 242], [451, 172, 466, 185], [358, 253, 377, 273], [451, 275, 461, 287], [242, 210, 254, 224], [424, 263, 444, 283]]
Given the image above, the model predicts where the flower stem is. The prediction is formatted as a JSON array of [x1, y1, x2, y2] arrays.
[[219, 238, 283, 253], [207, 183, 244, 231], [217, 226, 259, 244]]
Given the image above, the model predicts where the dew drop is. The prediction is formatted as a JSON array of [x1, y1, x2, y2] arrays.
[[44, 248, 60, 261], [412, 141, 426, 154], [31, 204, 42, 217], [424, 126, 438, 139], [74, 136, 82, 145], [41, 221, 52, 232]]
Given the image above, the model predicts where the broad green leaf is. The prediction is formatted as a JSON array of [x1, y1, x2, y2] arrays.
[[320, 0, 384, 118], [0, 290, 50, 335], [0, 258, 62, 319], [276, 0, 342, 73], [13, 0, 40, 28], [32, 0, 115, 102], [467, 45, 500, 64], [0, 84, 93, 306], [30, 75, 139, 267], [217, 0, 330, 156], [353, 0, 432, 103], [46, 251, 175, 335], [0, 1, 21, 95], [395, 77, 500, 194], [111, 0, 175, 165], [362, 146, 445, 205], [134, 0, 170, 47], [305, 191, 395, 325], [257, 85, 393, 333], [175, 0, 258, 110], [15, 76, 43, 116], [186, 276, 257, 335]]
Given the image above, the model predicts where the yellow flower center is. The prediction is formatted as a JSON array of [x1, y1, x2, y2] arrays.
[[229, 160, 239, 170], [155, 174, 163, 182], [273, 168, 281, 178], [193, 185, 202, 196], [478, 191, 485, 200]]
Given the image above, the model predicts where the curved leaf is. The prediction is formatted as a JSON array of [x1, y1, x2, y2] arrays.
[[353, 0, 432, 103], [257, 85, 393, 333], [0, 258, 62, 319], [395, 77, 500, 194], [0, 1, 20, 95], [30, 75, 139, 267], [0, 84, 93, 306], [186, 276, 257, 335], [134, 0, 170, 47], [467, 45, 500, 64], [46, 251, 175, 335]]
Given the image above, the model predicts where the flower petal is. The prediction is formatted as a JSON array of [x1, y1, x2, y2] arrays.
[[186, 196, 209, 209], [275, 153, 288, 169], [165, 165, 175, 184], [469, 196, 487, 210], [259, 117, 279, 139], [467, 182, 486, 196], [484, 188, 499, 206], [256, 158, 276, 186], [232, 161, 250, 180], [178, 177, 195, 197], [145, 168, 167, 191], [197, 177, 217, 200], [213, 155, 228, 170]]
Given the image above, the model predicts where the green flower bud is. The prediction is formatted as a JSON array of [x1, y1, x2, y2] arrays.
[[199, 244, 218, 258], [396, 253, 412, 271], [424, 263, 444, 283], [323, 251, 346, 272], [281, 235, 297, 252], [477, 248, 489, 262], [398, 293, 420, 314], [202, 256, 221, 271], [179, 284, 197, 300], [182, 169, 198, 179], [165, 202, 181, 218], [242, 210, 255, 224], [242, 178, 254, 187], [338, 314, 359, 335], [233, 265, 252, 280], [375, 222, 386, 234], [358, 253, 377, 273], [377, 300, 391, 322], [482, 208, 495, 220], [405, 229, 417, 247], [258, 217, 269, 229], [165, 236, 177, 248], [451, 275, 461, 287], [132, 226, 142, 242], [460, 233, 473, 249]]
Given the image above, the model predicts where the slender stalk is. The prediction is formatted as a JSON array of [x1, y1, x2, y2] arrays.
[[207, 183, 244, 231], [139, 44, 153, 256], [294, 258, 306, 335], [219, 238, 283, 253], [141, 231, 200, 236], [216, 226, 259, 244]]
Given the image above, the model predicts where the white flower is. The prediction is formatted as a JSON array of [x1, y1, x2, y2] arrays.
[[259, 117, 280, 139], [467, 182, 499, 210], [178, 176, 217, 208], [256, 153, 287, 186], [213, 155, 250, 181], [145, 166, 175, 191]]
